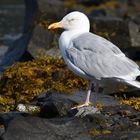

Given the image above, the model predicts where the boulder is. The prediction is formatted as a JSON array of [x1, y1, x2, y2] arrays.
[[129, 21, 140, 47], [2, 116, 91, 140], [37, 91, 119, 118], [37, 0, 65, 19], [78, 0, 105, 6], [0, 112, 29, 128], [90, 17, 131, 48], [39, 93, 76, 118], [1, 105, 140, 140], [27, 25, 55, 58]]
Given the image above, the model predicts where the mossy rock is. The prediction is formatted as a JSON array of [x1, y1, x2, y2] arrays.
[[0, 57, 87, 112]]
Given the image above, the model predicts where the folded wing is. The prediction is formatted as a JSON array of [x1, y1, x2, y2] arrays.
[[66, 32, 140, 80]]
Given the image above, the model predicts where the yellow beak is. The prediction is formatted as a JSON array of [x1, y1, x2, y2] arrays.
[[48, 22, 64, 30]]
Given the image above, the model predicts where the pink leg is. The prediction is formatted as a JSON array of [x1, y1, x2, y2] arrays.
[[71, 81, 92, 109], [83, 81, 92, 105]]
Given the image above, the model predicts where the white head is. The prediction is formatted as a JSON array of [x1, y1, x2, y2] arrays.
[[48, 11, 90, 32]]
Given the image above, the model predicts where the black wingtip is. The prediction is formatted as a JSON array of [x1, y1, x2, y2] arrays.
[[136, 75, 140, 82]]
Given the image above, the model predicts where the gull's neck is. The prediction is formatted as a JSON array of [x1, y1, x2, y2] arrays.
[[59, 29, 89, 49], [65, 28, 89, 39]]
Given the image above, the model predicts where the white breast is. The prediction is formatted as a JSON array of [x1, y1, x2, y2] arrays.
[[59, 31, 91, 79]]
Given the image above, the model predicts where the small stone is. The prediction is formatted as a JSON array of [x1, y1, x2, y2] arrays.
[[75, 106, 100, 118], [133, 121, 139, 126], [17, 104, 40, 114]]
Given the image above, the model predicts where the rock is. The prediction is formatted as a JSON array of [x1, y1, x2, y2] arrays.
[[64, 91, 120, 107], [2, 116, 91, 140], [92, 131, 140, 140], [90, 17, 131, 48], [72, 106, 100, 118], [0, 126, 5, 136], [0, 45, 8, 63], [0, 4, 24, 39], [39, 92, 76, 118], [37, 0, 65, 19], [16, 104, 40, 114], [129, 21, 140, 47], [89, 9, 106, 17], [0, 112, 29, 128], [78, 0, 106, 6], [45, 47, 61, 58], [37, 91, 119, 118], [132, 14, 140, 25], [2, 105, 140, 140], [28, 25, 57, 58]]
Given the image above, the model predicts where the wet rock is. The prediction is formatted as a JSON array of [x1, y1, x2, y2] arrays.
[[2, 116, 91, 140]]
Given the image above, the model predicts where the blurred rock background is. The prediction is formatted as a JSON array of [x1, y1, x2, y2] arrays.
[[0, 0, 140, 67]]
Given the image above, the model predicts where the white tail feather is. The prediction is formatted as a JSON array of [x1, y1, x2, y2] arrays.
[[125, 80, 140, 89]]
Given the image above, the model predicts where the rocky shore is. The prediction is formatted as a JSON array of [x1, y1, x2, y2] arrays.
[[0, 0, 140, 140], [0, 91, 140, 140]]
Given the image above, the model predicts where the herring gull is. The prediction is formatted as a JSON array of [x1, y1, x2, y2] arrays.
[[48, 11, 140, 109]]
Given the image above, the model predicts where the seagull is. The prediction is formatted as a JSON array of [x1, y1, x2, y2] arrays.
[[48, 11, 140, 109]]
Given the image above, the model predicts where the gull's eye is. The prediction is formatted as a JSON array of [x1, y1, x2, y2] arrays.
[[68, 18, 75, 22]]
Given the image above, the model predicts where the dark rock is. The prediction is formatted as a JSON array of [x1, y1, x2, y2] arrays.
[[78, 0, 106, 6], [2, 116, 91, 140], [132, 14, 140, 25], [0, 5, 24, 39], [69, 106, 100, 118], [39, 93, 76, 118], [19, 50, 34, 62], [37, 0, 65, 19], [0, 112, 29, 128], [0, 126, 5, 136], [89, 9, 106, 17], [92, 130, 140, 140], [27, 25, 56, 58], [90, 17, 131, 48], [28, 0, 66, 58], [129, 21, 140, 47], [37, 91, 120, 118], [2, 104, 140, 140]]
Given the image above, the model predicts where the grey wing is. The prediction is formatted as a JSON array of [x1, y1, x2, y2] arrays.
[[66, 33, 140, 80]]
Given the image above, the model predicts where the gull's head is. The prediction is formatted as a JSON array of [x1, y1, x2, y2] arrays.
[[48, 11, 90, 32]]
